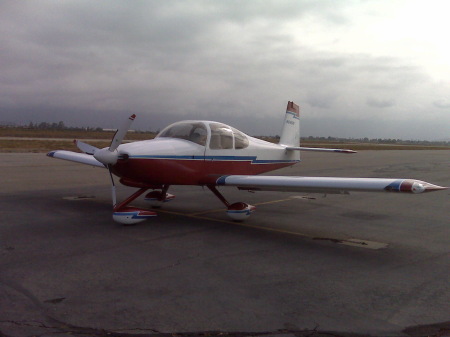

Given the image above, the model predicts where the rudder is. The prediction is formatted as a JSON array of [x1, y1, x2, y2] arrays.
[[279, 101, 300, 147]]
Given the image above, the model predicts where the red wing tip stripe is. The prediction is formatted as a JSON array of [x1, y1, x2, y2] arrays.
[[385, 179, 448, 193], [129, 114, 136, 120]]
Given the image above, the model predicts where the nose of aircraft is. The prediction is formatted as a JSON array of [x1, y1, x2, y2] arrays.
[[94, 147, 119, 165]]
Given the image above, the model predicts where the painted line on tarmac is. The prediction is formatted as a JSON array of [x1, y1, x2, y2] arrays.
[[188, 197, 297, 216], [156, 197, 387, 249], [86, 194, 386, 249], [156, 207, 312, 238]]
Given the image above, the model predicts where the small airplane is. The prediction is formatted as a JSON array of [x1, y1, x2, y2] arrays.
[[48, 101, 447, 224]]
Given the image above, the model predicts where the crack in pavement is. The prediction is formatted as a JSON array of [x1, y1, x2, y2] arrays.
[[2, 320, 449, 337]]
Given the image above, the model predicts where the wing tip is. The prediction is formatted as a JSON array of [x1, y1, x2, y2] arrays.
[[423, 184, 448, 192], [385, 179, 448, 193], [335, 149, 357, 154]]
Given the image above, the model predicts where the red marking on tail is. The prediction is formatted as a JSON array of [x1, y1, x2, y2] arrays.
[[287, 101, 300, 117]]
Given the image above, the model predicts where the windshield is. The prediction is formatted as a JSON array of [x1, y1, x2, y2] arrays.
[[157, 122, 207, 146]]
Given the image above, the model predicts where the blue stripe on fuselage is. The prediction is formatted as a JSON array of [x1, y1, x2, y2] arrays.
[[128, 155, 299, 164]]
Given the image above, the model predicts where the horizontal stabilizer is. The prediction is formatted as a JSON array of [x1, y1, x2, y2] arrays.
[[216, 175, 447, 194], [47, 150, 105, 168], [286, 146, 356, 154]]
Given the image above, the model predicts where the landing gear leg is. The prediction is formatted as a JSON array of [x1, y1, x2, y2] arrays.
[[145, 184, 175, 208], [112, 188, 157, 225], [207, 185, 255, 221]]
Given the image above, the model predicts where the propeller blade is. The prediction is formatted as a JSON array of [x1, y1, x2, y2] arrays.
[[108, 164, 117, 207], [109, 114, 136, 152], [74, 140, 99, 155]]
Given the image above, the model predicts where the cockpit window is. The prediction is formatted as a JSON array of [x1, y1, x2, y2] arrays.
[[231, 127, 249, 149], [157, 122, 207, 146], [209, 123, 233, 149]]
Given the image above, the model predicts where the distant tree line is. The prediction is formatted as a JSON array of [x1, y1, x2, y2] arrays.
[[17, 121, 154, 134], [2, 121, 448, 146], [302, 136, 450, 147], [25, 121, 103, 132]]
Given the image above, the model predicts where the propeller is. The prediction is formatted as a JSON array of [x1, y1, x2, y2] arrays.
[[93, 114, 136, 165], [74, 140, 99, 155], [87, 113, 136, 207]]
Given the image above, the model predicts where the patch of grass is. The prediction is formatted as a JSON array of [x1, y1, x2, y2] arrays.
[[0, 128, 156, 140], [0, 140, 111, 153], [300, 142, 450, 151], [1, 130, 449, 152], [2, 139, 448, 153]]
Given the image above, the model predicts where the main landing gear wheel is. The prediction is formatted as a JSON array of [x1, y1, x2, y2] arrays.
[[207, 185, 255, 221], [145, 191, 175, 208], [226, 202, 256, 221]]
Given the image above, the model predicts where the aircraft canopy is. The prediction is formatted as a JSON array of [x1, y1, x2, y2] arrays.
[[157, 121, 249, 149]]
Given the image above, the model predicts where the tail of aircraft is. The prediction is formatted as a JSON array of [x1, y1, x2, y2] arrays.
[[278, 101, 300, 147]]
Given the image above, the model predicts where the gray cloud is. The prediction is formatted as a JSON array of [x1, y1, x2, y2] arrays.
[[0, 1, 448, 140], [433, 99, 450, 109], [366, 98, 395, 108]]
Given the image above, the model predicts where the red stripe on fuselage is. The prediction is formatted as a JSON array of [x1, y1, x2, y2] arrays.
[[112, 158, 296, 186]]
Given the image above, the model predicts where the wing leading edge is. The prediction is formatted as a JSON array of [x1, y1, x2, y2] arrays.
[[216, 175, 447, 194], [285, 146, 357, 154], [47, 150, 105, 168]]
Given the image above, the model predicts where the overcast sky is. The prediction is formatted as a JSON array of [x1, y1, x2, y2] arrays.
[[1, 0, 449, 140]]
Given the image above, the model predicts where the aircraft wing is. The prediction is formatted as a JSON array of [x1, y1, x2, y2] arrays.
[[47, 150, 105, 168], [285, 146, 356, 153], [216, 175, 447, 194]]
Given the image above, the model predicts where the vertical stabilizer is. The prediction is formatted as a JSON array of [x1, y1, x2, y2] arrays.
[[279, 101, 300, 147]]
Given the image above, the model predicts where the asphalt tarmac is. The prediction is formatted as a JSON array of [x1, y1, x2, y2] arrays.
[[1, 151, 449, 337]]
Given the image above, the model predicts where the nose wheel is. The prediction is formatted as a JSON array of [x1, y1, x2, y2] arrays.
[[207, 185, 255, 221], [112, 186, 174, 225], [112, 188, 156, 225]]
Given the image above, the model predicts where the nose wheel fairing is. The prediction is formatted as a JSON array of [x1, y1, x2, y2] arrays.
[[112, 185, 175, 224], [112, 187, 154, 225], [112, 206, 157, 225]]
